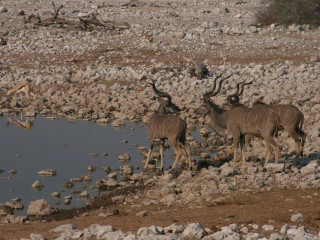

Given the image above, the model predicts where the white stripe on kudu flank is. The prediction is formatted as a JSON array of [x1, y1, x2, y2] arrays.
[[240, 111, 244, 127], [254, 112, 258, 123], [163, 117, 166, 136], [174, 115, 179, 130], [279, 106, 282, 117], [267, 110, 272, 128], [247, 111, 250, 129], [152, 115, 159, 137], [283, 108, 288, 124]]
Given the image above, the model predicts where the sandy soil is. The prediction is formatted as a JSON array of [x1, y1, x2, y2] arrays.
[[1, 0, 320, 239], [0, 188, 320, 239]]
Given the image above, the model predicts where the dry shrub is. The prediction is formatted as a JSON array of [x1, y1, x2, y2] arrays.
[[257, 0, 320, 26]]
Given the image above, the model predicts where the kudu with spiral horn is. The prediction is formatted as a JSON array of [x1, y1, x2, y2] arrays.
[[226, 80, 306, 157], [144, 81, 192, 172], [201, 71, 233, 138], [201, 73, 280, 168], [226, 79, 253, 106], [224, 79, 255, 147]]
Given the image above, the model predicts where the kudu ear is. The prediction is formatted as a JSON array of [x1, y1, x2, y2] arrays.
[[227, 95, 240, 104], [202, 95, 211, 106], [203, 96, 208, 103], [198, 97, 210, 115], [157, 97, 168, 105]]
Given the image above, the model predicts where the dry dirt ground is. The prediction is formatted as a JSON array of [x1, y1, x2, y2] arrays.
[[0, 188, 320, 239], [1, 0, 320, 239]]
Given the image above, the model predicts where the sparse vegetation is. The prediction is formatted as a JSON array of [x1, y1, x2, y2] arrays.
[[257, 0, 320, 26]]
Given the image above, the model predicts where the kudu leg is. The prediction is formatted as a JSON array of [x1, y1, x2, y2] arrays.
[[159, 139, 165, 172], [170, 139, 182, 170], [295, 141, 302, 157], [264, 142, 272, 167], [231, 129, 241, 169], [273, 144, 280, 164], [180, 136, 192, 170], [245, 134, 253, 147], [232, 138, 239, 169], [240, 135, 246, 166], [172, 147, 182, 169], [300, 130, 307, 156], [289, 129, 306, 157], [264, 137, 279, 166], [144, 141, 154, 169], [184, 143, 192, 170]]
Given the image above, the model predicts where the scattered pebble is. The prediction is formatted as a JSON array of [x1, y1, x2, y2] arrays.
[[87, 166, 97, 172], [136, 210, 148, 217], [38, 169, 57, 177]]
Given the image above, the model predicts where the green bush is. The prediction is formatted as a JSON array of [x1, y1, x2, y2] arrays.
[[257, 0, 320, 26]]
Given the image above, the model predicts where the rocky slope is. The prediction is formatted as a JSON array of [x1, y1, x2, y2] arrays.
[[0, 0, 320, 239]]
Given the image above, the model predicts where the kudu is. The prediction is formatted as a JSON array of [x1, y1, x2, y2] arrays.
[[226, 79, 253, 106], [144, 81, 192, 172], [225, 80, 254, 147], [202, 73, 280, 168], [252, 101, 306, 156], [226, 81, 306, 157]]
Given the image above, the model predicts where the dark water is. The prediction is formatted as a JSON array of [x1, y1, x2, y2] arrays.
[[0, 115, 208, 215]]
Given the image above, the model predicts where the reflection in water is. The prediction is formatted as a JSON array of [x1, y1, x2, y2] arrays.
[[0, 115, 210, 215], [0, 115, 209, 215], [0, 115, 150, 215], [7, 115, 34, 130]]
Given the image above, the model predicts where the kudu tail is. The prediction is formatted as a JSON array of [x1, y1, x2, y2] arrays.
[[273, 116, 281, 138], [299, 113, 304, 131], [298, 113, 306, 148]]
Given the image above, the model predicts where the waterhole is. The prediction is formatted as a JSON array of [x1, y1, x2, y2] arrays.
[[0, 115, 213, 215]]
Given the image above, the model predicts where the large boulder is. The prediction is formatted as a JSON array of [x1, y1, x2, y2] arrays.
[[96, 225, 116, 239], [27, 199, 52, 216], [265, 163, 285, 173], [291, 213, 304, 223], [0, 204, 13, 216], [300, 160, 319, 176], [50, 224, 76, 233], [182, 223, 205, 239], [1, 215, 28, 224]]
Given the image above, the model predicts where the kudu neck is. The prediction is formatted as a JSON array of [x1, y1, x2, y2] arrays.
[[157, 104, 180, 115], [208, 100, 229, 129], [158, 105, 167, 114]]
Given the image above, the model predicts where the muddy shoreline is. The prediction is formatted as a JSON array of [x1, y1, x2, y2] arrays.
[[0, 0, 320, 239]]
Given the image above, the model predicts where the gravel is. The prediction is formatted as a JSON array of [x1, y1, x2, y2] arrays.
[[0, 0, 319, 238], [21, 222, 320, 240]]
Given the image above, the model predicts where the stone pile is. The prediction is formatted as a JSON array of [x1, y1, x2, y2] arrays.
[[125, 158, 320, 207], [0, 0, 320, 238], [20, 222, 320, 240]]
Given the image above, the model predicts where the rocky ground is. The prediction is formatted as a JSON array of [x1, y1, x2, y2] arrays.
[[0, 0, 320, 239]]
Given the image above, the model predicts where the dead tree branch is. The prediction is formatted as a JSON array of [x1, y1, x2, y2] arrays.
[[23, 4, 130, 32], [51, 1, 63, 21]]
